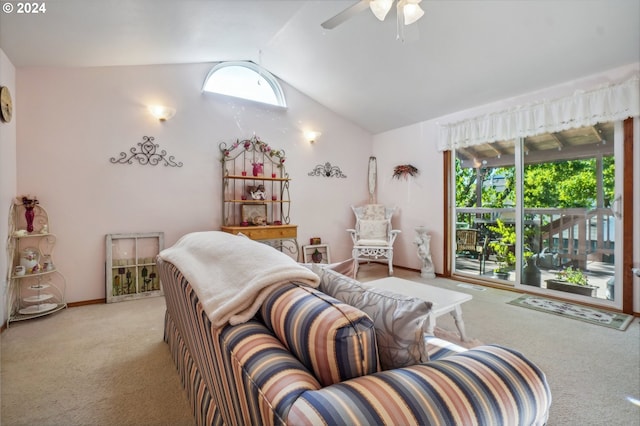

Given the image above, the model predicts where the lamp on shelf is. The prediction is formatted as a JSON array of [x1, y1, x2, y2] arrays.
[[148, 105, 176, 121]]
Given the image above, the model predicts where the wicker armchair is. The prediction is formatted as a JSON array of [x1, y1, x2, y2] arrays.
[[347, 204, 401, 277]]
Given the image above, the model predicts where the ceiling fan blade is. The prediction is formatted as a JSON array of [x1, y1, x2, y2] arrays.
[[321, 1, 370, 30]]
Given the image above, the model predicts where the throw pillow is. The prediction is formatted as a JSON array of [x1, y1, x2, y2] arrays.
[[319, 268, 432, 370], [260, 283, 380, 386], [358, 219, 388, 241], [361, 204, 386, 220]]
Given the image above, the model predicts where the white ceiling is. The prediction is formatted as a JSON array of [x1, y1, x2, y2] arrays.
[[1, 0, 638, 134]]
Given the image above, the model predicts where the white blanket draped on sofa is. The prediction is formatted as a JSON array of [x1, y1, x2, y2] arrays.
[[159, 231, 319, 327]]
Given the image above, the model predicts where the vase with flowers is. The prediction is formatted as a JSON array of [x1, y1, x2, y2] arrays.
[[17, 195, 39, 233], [251, 161, 264, 177]]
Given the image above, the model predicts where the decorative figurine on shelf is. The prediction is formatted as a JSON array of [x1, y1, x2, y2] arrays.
[[252, 215, 267, 226], [42, 255, 54, 271], [311, 248, 323, 263], [251, 161, 264, 177], [247, 184, 266, 200], [414, 226, 435, 279], [20, 248, 39, 271]]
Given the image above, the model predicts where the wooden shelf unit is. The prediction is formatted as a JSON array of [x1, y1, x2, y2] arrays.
[[219, 137, 299, 259]]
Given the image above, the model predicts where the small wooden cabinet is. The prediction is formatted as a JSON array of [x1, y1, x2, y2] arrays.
[[221, 224, 298, 240], [219, 136, 299, 259], [105, 232, 164, 303], [6, 199, 67, 326]]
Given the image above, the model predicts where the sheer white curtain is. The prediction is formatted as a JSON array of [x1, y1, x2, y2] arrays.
[[438, 74, 639, 151]]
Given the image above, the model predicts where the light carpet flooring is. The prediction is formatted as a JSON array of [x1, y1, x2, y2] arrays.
[[1, 263, 639, 425]]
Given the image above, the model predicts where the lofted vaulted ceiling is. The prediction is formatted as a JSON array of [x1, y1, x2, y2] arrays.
[[0, 1, 638, 134]]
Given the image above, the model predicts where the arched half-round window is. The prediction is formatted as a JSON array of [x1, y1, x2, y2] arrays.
[[202, 61, 286, 108]]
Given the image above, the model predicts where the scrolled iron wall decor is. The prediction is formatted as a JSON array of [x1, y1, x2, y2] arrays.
[[110, 136, 183, 167], [308, 162, 346, 178]]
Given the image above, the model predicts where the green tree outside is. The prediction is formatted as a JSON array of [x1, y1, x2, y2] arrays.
[[456, 157, 614, 209]]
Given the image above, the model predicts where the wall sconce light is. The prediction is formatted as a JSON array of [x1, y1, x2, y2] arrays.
[[148, 105, 176, 121], [305, 131, 322, 144]]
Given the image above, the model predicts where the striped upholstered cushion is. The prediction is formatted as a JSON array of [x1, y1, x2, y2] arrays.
[[161, 258, 551, 426], [260, 283, 380, 387], [425, 335, 468, 360], [213, 320, 321, 424], [164, 311, 221, 425], [161, 259, 322, 425], [287, 345, 552, 425]]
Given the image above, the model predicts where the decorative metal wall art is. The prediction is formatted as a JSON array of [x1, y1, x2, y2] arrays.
[[308, 162, 346, 178], [110, 136, 183, 167]]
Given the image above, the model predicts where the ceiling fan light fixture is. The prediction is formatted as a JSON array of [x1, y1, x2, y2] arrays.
[[402, 1, 424, 25], [369, 0, 393, 21], [322, 0, 424, 30]]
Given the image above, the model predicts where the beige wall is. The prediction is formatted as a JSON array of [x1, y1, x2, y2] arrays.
[[371, 122, 443, 273], [0, 49, 17, 324], [15, 63, 371, 305], [4, 59, 639, 322], [373, 63, 640, 313]]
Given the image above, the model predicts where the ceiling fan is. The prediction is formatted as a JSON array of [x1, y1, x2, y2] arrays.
[[321, 0, 425, 30]]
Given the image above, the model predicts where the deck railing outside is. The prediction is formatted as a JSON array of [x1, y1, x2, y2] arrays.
[[455, 207, 615, 299]]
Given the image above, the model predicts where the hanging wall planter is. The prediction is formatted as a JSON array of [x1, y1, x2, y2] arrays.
[[392, 164, 419, 180]]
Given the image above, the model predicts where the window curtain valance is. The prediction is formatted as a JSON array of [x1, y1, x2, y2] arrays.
[[438, 74, 639, 151]]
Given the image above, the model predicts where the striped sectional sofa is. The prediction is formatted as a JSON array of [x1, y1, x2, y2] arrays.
[[159, 258, 551, 425]]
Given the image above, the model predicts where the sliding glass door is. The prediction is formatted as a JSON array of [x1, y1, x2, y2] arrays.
[[454, 140, 516, 282], [453, 122, 624, 307], [519, 123, 617, 302]]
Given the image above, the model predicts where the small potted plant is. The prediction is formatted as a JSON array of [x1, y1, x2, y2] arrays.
[[546, 266, 598, 297], [488, 219, 516, 280], [490, 244, 514, 279]]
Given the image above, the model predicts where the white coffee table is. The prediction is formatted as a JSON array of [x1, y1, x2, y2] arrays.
[[366, 277, 473, 341]]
